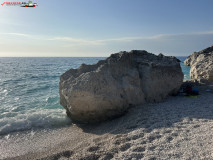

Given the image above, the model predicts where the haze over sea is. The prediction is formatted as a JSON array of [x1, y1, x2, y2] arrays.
[[0, 56, 190, 136]]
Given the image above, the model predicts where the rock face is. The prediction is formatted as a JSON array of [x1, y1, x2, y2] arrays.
[[60, 50, 183, 123], [184, 45, 213, 82]]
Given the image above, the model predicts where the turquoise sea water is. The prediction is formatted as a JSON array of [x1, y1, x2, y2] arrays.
[[178, 56, 191, 80], [0, 57, 190, 135]]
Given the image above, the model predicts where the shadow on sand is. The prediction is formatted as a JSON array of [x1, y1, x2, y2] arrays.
[[76, 89, 213, 136]]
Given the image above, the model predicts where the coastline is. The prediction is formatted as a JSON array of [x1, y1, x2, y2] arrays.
[[2, 83, 213, 160]]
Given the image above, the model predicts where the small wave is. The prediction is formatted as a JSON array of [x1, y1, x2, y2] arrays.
[[25, 85, 50, 94], [0, 109, 71, 135], [45, 96, 58, 104], [0, 89, 8, 97], [14, 97, 19, 101]]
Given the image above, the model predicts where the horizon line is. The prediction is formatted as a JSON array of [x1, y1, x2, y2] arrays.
[[0, 55, 189, 58]]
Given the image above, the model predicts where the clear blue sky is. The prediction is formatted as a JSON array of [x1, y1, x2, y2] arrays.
[[0, 0, 213, 57]]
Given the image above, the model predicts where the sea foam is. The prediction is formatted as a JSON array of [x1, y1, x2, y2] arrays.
[[0, 108, 71, 135]]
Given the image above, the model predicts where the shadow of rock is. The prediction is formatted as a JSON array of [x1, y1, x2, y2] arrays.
[[75, 89, 213, 136]]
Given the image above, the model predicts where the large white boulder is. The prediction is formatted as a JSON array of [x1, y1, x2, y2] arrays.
[[60, 50, 183, 123], [184, 45, 213, 82]]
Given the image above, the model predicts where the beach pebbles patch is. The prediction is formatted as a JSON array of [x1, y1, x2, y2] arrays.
[[119, 143, 131, 152], [132, 146, 146, 152], [40, 150, 73, 160], [87, 146, 100, 152], [79, 153, 100, 160], [128, 153, 144, 159], [100, 153, 114, 160]]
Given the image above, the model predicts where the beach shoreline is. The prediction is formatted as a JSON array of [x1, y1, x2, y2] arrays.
[[2, 83, 213, 160]]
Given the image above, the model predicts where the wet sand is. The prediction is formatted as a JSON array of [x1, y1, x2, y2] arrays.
[[2, 84, 213, 160]]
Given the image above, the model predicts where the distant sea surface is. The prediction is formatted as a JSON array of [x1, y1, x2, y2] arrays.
[[0, 57, 190, 136]]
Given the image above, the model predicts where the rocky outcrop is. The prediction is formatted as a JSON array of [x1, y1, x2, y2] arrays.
[[60, 50, 183, 123], [184, 45, 213, 82]]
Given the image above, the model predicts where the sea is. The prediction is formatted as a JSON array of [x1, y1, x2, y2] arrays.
[[0, 57, 190, 136]]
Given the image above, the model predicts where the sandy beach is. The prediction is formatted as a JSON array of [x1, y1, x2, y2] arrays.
[[1, 83, 213, 160]]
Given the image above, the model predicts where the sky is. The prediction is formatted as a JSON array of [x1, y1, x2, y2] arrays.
[[0, 0, 213, 57]]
